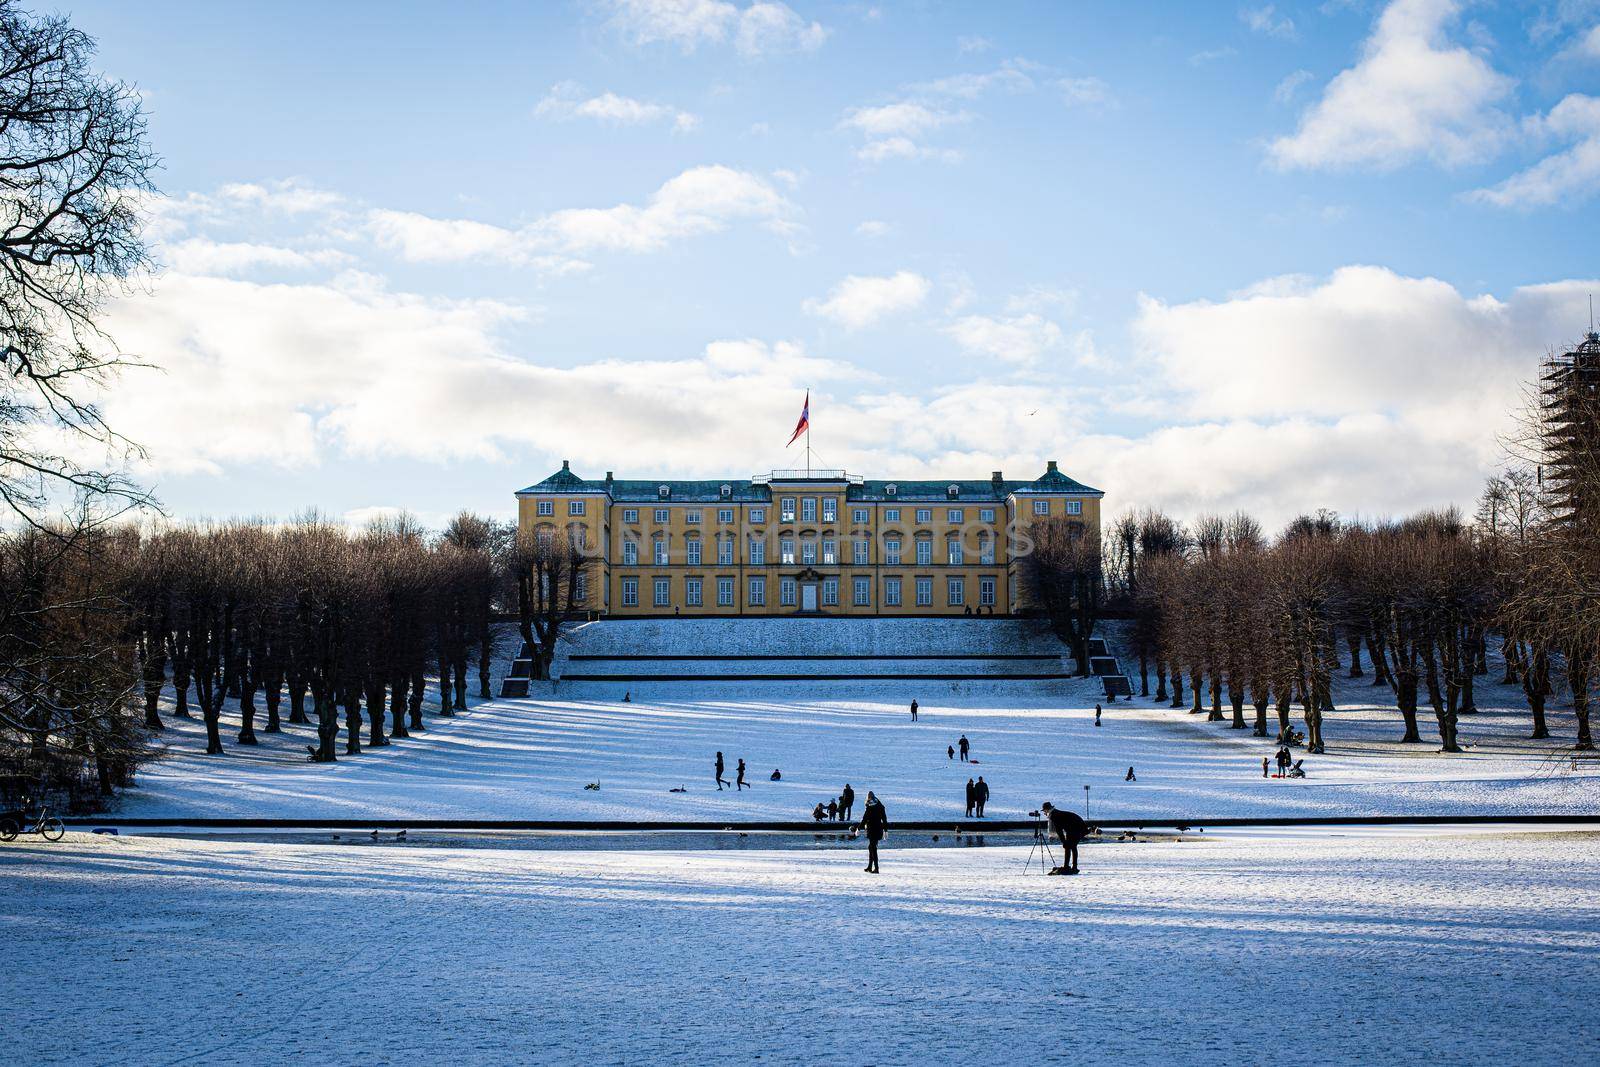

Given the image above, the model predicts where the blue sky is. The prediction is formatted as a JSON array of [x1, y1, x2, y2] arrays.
[[61, 0, 1600, 528]]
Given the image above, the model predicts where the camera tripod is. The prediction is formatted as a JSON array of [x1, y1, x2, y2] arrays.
[[1022, 815, 1056, 873]]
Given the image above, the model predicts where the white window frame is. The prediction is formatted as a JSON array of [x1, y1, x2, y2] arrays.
[[574, 574, 587, 603], [685, 510, 702, 525], [781, 538, 796, 565], [916, 508, 932, 524], [884, 577, 902, 607], [980, 508, 996, 523], [781, 497, 796, 522], [537, 499, 554, 516], [622, 540, 638, 566], [916, 540, 933, 566], [948, 540, 963, 566], [853, 577, 870, 606], [884, 508, 900, 523], [822, 539, 836, 565], [621, 578, 638, 606], [801, 540, 816, 565], [947, 577, 964, 606], [749, 577, 765, 606], [802, 498, 817, 522], [655, 507, 671, 524], [686, 539, 701, 566], [718, 539, 733, 566], [1066, 500, 1083, 516], [750, 507, 766, 524], [653, 578, 670, 607], [569, 500, 585, 516], [653, 539, 669, 566], [717, 577, 735, 607], [979, 534, 995, 565], [781, 578, 797, 606], [915, 577, 933, 606], [980, 577, 996, 606], [852, 508, 870, 524], [822, 499, 837, 523], [948, 508, 963, 524], [718, 508, 734, 524], [852, 540, 869, 565], [822, 578, 839, 607], [622, 508, 638, 524], [1033, 500, 1050, 516], [685, 578, 702, 607], [750, 539, 766, 566], [884, 539, 901, 566]]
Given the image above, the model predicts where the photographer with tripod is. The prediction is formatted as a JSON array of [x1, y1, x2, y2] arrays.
[[1035, 801, 1089, 876]]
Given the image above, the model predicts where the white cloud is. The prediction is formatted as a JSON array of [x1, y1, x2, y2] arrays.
[[536, 83, 700, 132], [957, 35, 994, 55], [368, 165, 796, 267], [945, 313, 1065, 365], [1190, 46, 1239, 66], [1274, 69, 1314, 104], [1241, 5, 1297, 39], [1269, 0, 1513, 170], [600, 0, 827, 57], [1058, 76, 1112, 107], [1467, 94, 1600, 208], [855, 219, 890, 238], [1581, 24, 1600, 58], [855, 136, 964, 164], [840, 101, 962, 138], [804, 271, 930, 329], [163, 239, 354, 276]]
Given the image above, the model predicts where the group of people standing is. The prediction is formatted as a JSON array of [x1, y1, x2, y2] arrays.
[[964, 776, 990, 817], [812, 782, 855, 822], [1264, 748, 1305, 778]]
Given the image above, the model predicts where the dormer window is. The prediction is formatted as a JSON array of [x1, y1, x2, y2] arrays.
[[720, 484, 732, 499], [886, 483, 897, 496], [658, 485, 671, 499], [948, 484, 959, 498]]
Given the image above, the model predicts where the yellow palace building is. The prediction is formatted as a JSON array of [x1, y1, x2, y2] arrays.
[[515, 461, 1103, 617]]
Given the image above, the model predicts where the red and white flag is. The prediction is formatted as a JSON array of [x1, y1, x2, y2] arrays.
[[786, 390, 810, 446]]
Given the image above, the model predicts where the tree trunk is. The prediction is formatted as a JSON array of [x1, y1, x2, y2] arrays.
[[1253, 698, 1269, 737], [312, 690, 339, 762], [1189, 669, 1203, 714], [408, 668, 426, 730], [453, 658, 468, 711], [1154, 660, 1168, 703], [1169, 660, 1184, 708], [344, 689, 364, 755], [390, 674, 411, 739], [478, 636, 493, 699], [1230, 684, 1246, 729], [288, 677, 308, 725], [1347, 630, 1363, 677], [1138, 649, 1149, 697], [1572, 658, 1594, 751], [263, 673, 282, 733], [364, 680, 387, 746]]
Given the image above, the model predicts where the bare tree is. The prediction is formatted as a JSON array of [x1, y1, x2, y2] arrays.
[[1021, 518, 1103, 676], [509, 524, 589, 681]]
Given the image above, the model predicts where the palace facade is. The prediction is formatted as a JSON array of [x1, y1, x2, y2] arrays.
[[515, 461, 1103, 616]]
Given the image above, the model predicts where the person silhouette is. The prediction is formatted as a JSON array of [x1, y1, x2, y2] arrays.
[[1095, 704, 1102, 727], [736, 759, 748, 791], [964, 777, 976, 817], [958, 735, 970, 762], [715, 752, 730, 791], [859, 792, 888, 873], [840, 783, 855, 821], [974, 776, 990, 817], [1125, 766, 1137, 782], [910, 699, 919, 722], [1040, 801, 1088, 874]]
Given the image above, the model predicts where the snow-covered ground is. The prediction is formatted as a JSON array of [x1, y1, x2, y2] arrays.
[[4, 828, 1598, 1065], [118, 664, 1600, 821]]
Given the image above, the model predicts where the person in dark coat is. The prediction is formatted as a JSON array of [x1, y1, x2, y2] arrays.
[[974, 776, 990, 817], [947, 745, 955, 761], [964, 777, 976, 817], [827, 798, 838, 821], [736, 759, 748, 791], [1261, 756, 1269, 778], [1040, 801, 1088, 874], [958, 735, 970, 761], [840, 783, 855, 821], [910, 699, 919, 722], [812, 802, 826, 821], [1095, 703, 1102, 727], [859, 792, 888, 873], [715, 752, 730, 791], [1125, 766, 1136, 782]]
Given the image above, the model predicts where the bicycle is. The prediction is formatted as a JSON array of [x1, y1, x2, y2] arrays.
[[0, 805, 65, 842]]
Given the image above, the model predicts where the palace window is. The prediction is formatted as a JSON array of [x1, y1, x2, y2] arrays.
[[622, 540, 638, 566], [1033, 500, 1049, 516], [718, 538, 733, 566], [948, 508, 963, 524], [915, 577, 932, 606], [720, 484, 732, 499], [781, 578, 797, 606], [655, 507, 670, 524], [948, 484, 960, 498], [802, 498, 817, 522], [686, 579, 702, 607], [916, 539, 933, 566], [822, 578, 839, 607], [537, 499, 554, 516], [948, 539, 963, 566], [622, 508, 638, 524], [916, 508, 932, 524], [801, 540, 816, 565], [1066, 500, 1083, 516], [622, 578, 638, 606], [569, 500, 586, 516], [884, 539, 901, 566], [653, 578, 670, 607], [884, 577, 902, 606], [750, 539, 766, 566], [822, 539, 836, 565], [781, 538, 796, 565], [980, 508, 996, 523], [886, 484, 897, 496], [979, 534, 995, 565], [685, 510, 701, 524], [980, 577, 996, 607], [718, 508, 734, 524], [852, 540, 869, 565], [749, 577, 765, 606], [653, 538, 669, 566], [947, 577, 965, 606], [750, 506, 765, 524], [717, 578, 735, 607], [822, 499, 836, 523], [658, 485, 671, 499], [574, 574, 587, 603], [686, 539, 701, 566], [781, 497, 796, 522], [853, 577, 870, 606], [853, 508, 870, 524], [884, 508, 900, 523]]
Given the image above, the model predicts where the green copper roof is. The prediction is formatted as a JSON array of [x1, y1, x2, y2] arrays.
[[518, 462, 1102, 501]]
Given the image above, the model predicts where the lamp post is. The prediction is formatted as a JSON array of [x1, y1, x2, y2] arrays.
[[1084, 784, 1091, 823]]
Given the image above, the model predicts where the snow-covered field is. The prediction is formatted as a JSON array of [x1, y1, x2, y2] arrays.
[[4, 827, 1598, 1065], [118, 665, 1600, 821]]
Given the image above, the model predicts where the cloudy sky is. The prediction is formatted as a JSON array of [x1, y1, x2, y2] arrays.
[[69, 0, 1600, 529]]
